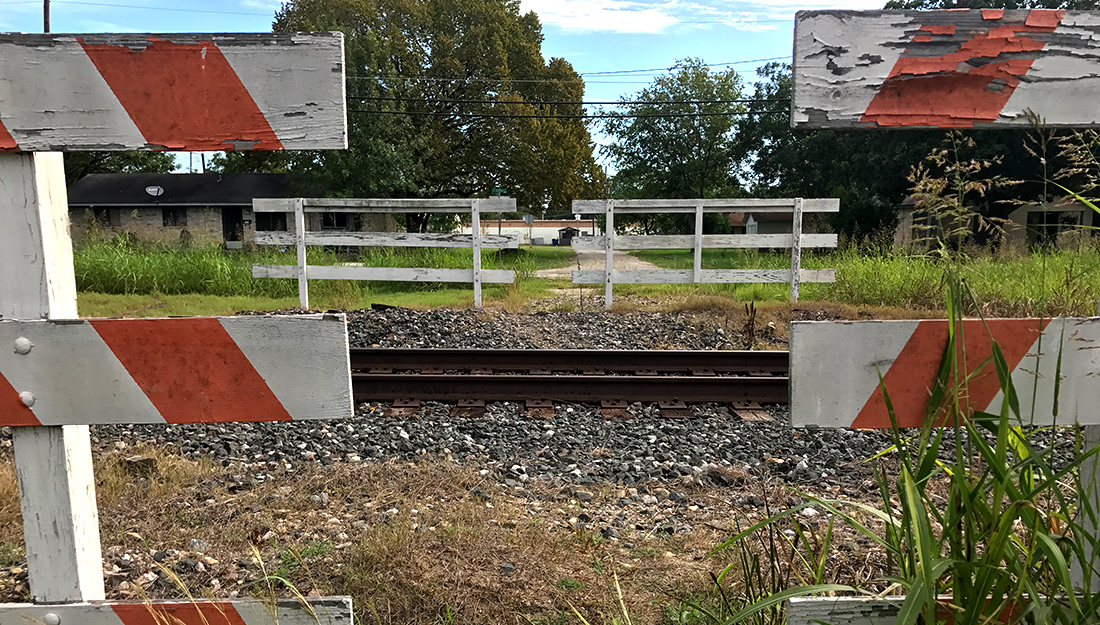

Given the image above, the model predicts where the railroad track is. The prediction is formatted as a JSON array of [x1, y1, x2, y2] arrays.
[[350, 348, 789, 418]]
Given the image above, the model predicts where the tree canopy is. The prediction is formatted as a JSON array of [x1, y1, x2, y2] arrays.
[[64, 152, 177, 185], [243, 0, 604, 229]]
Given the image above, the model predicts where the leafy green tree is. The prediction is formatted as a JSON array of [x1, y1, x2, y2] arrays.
[[601, 58, 745, 234], [266, 0, 603, 231], [64, 152, 177, 185]]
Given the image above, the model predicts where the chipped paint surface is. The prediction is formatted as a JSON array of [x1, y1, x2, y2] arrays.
[[794, 10, 1100, 128], [0, 32, 345, 151]]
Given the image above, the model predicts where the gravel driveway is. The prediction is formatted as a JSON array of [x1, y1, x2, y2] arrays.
[[534, 249, 664, 279]]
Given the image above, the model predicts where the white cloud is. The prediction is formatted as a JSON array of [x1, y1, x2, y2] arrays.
[[240, 0, 284, 10], [522, 0, 680, 34], [523, 0, 884, 34]]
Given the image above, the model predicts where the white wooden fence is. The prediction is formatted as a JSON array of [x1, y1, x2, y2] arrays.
[[569, 198, 839, 308], [252, 197, 519, 308]]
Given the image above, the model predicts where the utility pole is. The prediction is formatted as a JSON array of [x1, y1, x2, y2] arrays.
[[44, 0, 49, 32]]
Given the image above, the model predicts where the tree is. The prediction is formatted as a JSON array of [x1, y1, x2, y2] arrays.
[[265, 0, 604, 231], [64, 151, 177, 185], [600, 58, 744, 234]]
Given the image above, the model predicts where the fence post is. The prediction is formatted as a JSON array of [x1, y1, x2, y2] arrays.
[[472, 199, 482, 308], [1073, 425, 1100, 592], [693, 202, 704, 283], [2, 152, 105, 603], [605, 199, 615, 309], [294, 198, 308, 309], [789, 197, 803, 302]]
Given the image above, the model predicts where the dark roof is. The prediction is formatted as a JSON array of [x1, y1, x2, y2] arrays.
[[67, 173, 296, 207]]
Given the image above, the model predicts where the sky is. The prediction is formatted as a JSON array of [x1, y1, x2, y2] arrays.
[[0, 0, 884, 168]]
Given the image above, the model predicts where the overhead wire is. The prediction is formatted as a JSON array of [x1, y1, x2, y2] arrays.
[[354, 96, 791, 106], [349, 109, 789, 119]]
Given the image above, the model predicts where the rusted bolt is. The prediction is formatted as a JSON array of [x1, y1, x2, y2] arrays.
[[13, 337, 32, 354], [43, 613, 61, 625], [18, 391, 34, 408]]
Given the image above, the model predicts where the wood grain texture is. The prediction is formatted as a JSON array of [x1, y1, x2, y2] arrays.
[[571, 233, 838, 250], [0, 152, 105, 601], [787, 597, 902, 625], [0, 315, 353, 425], [0, 33, 346, 151], [793, 10, 1100, 128], [790, 317, 1100, 428], [256, 231, 521, 249], [254, 264, 515, 284], [0, 597, 354, 625], [571, 198, 839, 214], [254, 197, 517, 213], [572, 269, 836, 284]]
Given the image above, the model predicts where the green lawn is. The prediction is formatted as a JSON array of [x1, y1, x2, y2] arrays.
[[630, 246, 1100, 317]]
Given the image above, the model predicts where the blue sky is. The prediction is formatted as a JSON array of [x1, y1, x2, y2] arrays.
[[1, 0, 882, 167]]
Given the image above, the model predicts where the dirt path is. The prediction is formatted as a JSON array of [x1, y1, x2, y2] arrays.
[[533, 249, 665, 278]]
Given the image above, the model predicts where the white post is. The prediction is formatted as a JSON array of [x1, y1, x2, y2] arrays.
[[789, 197, 803, 302], [472, 199, 482, 308], [0, 152, 105, 603], [294, 198, 308, 309], [1073, 425, 1100, 592], [604, 199, 615, 309], [693, 202, 704, 284]]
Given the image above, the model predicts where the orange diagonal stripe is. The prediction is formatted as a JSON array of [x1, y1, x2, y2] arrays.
[[0, 118, 17, 150], [0, 372, 41, 426], [112, 603, 248, 625], [851, 319, 1048, 428], [79, 37, 283, 151], [90, 318, 293, 424]]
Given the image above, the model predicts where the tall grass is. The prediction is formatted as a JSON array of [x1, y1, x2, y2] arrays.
[[712, 274, 1100, 624], [631, 245, 1100, 316], [73, 235, 563, 301]]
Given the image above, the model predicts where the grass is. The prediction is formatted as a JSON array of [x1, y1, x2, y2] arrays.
[[72, 235, 573, 315], [631, 245, 1100, 316]]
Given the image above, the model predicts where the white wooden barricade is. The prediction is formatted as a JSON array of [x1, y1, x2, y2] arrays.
[[251, 197, 520, 309], [0, 32, 354, 624], [790, 8, 1100, 620], [569, 198, 839, 307]]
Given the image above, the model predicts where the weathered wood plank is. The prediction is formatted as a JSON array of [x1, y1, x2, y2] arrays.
[[787, 597, 901, 625], [256, 230, 521, 249], [254, 264, 515, 284], [790, 317, 1100, 428], [293, 198, 308, 309], [0, 315, 353, 426], [793, 10, 1100, 129], [790, 197, 804, 301], [0, 597, 354, 625], [0, 152, 105, 603], [0, 33, 345, 151], [571, 198, 839, 214], [571, 233, 838, 250], [572, 269, 836, 284], [254, 197, 517, 213]]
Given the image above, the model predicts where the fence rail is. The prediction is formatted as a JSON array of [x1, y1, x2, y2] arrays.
[[253, 197, 517, 308], [572, 198, 839, 307]]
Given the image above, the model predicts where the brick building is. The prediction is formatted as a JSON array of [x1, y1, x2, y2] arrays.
[[67, 173, 296, 248]]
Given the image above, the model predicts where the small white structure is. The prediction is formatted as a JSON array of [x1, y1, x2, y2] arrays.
[[460, 218, 600, 245]]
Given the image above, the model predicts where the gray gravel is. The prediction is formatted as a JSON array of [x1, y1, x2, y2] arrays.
[[0, 307, 1078, 486]]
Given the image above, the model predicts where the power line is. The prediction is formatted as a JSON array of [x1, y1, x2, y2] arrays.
[[354, 95, 790, 106], [349, 109, 788, 119], [31, 0, 272, 16], [578, 56, 788, 76]]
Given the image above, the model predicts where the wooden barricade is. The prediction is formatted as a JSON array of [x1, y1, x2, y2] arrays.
[[0, 31, 354, 624]]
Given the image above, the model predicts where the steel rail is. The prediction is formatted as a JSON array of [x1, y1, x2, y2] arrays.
[[352, 373, 789, 404], [350, 348, 788, 373]]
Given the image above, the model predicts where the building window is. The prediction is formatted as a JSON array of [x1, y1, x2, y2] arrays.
[[320, 212, 352, 230], [162, 206, 187, 227], [256, 212, 288, 231], [92, 207, 120, 227]]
